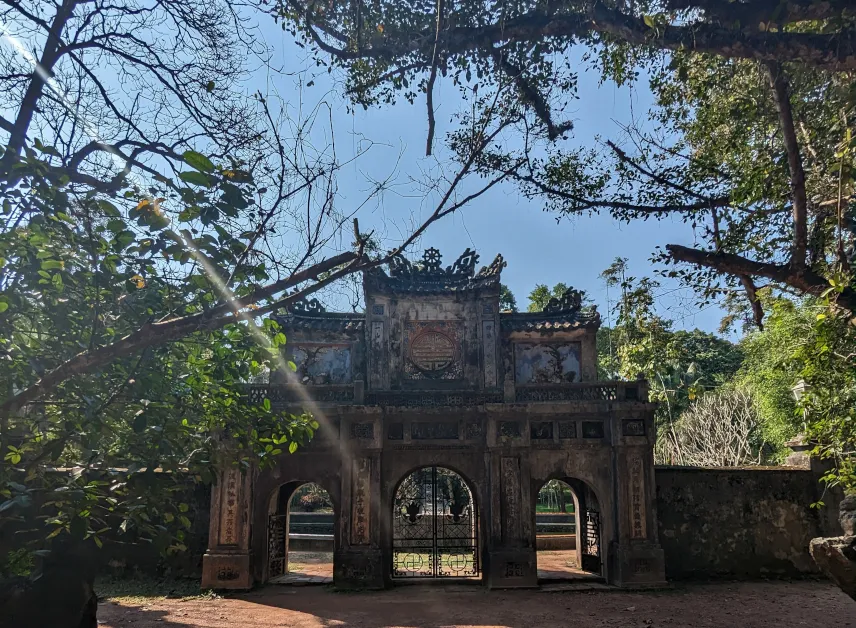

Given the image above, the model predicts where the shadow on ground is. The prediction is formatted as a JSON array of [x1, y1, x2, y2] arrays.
[[97, 579, 855, 628]]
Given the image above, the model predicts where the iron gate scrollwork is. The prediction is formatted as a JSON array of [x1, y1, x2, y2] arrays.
[[268, 514, 287, 578], [581, 509, 601, 573], [392, 466, 479, 578]]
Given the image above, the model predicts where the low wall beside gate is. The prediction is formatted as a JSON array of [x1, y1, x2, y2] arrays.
[[654, 465, 842, 579]]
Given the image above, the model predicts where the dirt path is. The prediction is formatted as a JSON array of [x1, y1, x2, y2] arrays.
[[99, 580, 853, 628]]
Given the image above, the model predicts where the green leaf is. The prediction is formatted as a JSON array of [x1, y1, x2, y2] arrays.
[[643, 14, 654, 27], [114, 230, 136, 249], [288, 441, 298, 454], [179, 171, 213, 187], [288, 361, 297, 372], [132, 410, 147, 433], [98, 200, 122, 217], [0, 300, 8, 314], [183, 150, 215, 173], [40, 260, 63, 270], [263, 398, 271, 411]]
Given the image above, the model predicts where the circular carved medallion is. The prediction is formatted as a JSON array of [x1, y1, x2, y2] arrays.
[[409, 329, 456, 373]]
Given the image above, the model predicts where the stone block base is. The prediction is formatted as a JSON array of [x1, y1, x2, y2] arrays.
[[810, 535, 856, 601], [334, 549, 384, 590], [201, 552, 253, 590], [485, 549, 538, 589], [610, 543, 667, 588]]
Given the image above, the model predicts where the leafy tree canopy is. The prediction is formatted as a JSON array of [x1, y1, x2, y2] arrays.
[[276, 0, 856, 320]]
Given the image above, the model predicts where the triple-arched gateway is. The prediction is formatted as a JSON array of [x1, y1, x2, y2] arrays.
[[201, 249, 667, 589]]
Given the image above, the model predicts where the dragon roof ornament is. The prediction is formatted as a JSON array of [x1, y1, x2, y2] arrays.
[[287, 297, 326, 315], [369, 248, 505, 293], [543, 288, 584, 314]]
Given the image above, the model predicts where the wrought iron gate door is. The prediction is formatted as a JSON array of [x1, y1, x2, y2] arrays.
[[581, 509, 602, 573], [392, 466, 479, 578], [268, 514, 287, 578]]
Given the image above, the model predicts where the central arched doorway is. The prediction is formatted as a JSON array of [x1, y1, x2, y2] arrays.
[[392, 466, 480, 579]]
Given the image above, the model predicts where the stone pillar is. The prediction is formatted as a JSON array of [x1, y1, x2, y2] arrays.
[[486, 454, 538, 588], [610, 432, 667, 587], [201, 465, 254, 589], [334, 451, 384, 589]]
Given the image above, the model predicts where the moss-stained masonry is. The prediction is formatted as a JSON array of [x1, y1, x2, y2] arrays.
[[656, 466, 842, 578]]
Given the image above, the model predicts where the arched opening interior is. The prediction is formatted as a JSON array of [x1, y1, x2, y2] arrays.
[[535, 478, 603, 582], [267, 482, 334, 584], [392, 466, 480, 580]]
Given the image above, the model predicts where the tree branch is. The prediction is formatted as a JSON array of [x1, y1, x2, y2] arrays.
[[666, 244, 856, 311], [765, 61, 808, 268], [425, 0, 444, 156], [289, 0, 856, 71], [737, 274, 764, 330], [490, 49, 572, 140]]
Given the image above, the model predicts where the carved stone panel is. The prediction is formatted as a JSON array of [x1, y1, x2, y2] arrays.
[[466, 421, 483, 440], [630, 454, 647, 539], [218, 467, 241, 546], [483, 320, 497, 388], [582, 421, 605, 439], [351, 422, 374, 440], [501, 457, 521, 541], [558, 421, 577, 439], [369, 320, 384, 388], [504, 562, 524, 577], [403, 320, 463, 380], [514, 342, 581, 384], [387, 422, 404, 440], [497, 421, 522, 441], [351, 458, 371, 545], [291, 344, 352, 385], [530, 421, 554, 440], [623, 419, 646, 436], [411, 421, 459, 440]]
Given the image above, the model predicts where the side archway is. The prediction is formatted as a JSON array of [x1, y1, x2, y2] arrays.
[[534, 476, 603, 581], [391, 466, 480, 579], [265, 481, 335, 583]]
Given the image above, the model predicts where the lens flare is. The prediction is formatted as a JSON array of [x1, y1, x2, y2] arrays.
[[0, 19, 343, 456]]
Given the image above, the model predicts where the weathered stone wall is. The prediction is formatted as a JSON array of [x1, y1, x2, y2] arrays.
[[98, 464, 842, 582], [655, 466, 843, 579]]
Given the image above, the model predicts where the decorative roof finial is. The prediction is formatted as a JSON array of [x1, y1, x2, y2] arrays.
[[543, 288, 583, 314]]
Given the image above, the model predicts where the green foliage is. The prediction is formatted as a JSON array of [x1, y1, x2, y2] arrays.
[[732, 296, 808, 457], [598, 258, 743, 429], [794, 282, 856, 494], [499, 284, 518, 312], [0, 146, 315, 575], [526, 283, 569, 312]]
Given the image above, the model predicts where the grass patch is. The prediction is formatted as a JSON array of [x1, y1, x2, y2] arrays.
[[96, 575, 218, 604]]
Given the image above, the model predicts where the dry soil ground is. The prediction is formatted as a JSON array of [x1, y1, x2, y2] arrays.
[[98, 580, 854, 628]]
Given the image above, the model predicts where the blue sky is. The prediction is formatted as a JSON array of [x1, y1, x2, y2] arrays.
[[260, 22, 729, 337]]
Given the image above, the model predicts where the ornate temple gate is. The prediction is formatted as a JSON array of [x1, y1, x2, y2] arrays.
[[200, 247, 667, 590], [392, 466, 480, 579]]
